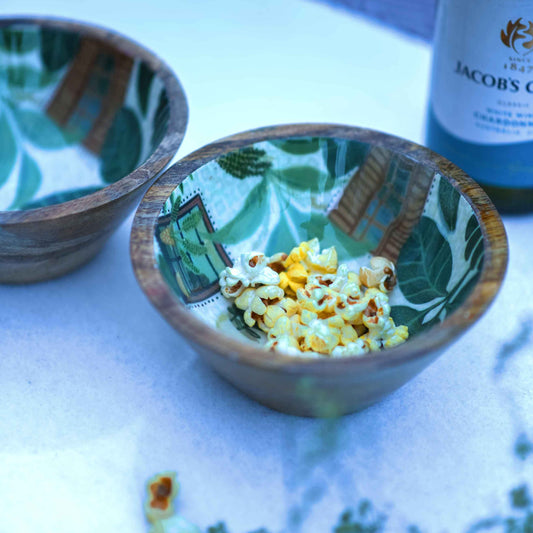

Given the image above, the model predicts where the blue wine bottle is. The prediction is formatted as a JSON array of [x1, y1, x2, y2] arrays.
[[426, 0, 533, 213]]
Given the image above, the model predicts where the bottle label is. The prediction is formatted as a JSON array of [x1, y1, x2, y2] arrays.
[[431, 0, 533, 145]]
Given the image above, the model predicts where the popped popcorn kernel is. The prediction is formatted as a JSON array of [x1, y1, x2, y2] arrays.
[[219, 252, 280, 298], [265, 334, 300, 355], [219, 240, 409, 358], [144, 471, 180, 524], [359, 256, 397, 292]]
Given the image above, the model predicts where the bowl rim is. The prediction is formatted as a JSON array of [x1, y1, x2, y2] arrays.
[[130, 123, 508, 374], [0, 15, 188, 223]]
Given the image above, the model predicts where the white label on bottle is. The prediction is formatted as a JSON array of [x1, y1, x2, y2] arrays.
[[431, 0, 533, 145]]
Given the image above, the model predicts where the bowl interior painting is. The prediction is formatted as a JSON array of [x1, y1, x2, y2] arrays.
[[154, 136, 485, 349], [0, 22, 170, 211]]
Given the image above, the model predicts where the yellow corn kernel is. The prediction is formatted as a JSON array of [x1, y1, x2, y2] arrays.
[[268, 315, 293, 339], [234, 288, 255, 311], [266, 334, 301, 355], [332, 339, 369, 357], [263, 305, 286, 329], [250, 295, 267, 316], [255, 285, 284, 300], [304, 244, 338, 274], [243, 308, 256, 328], [384, 324, 409, 348], [301, 320, 341, 354], [340, 324, 359, 345], [284, 241, 312, 267], [287, 263, 308, 283], [300, 308, 318, 325], [279, 297, 300, 316]]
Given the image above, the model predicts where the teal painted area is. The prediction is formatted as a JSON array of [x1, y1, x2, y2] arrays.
[[392, 176, 484, 335], [156, 137, 383, 308], [0, 23, 168, 211], [426, 107, 533, 188], [19, 186, 103, 210], [156, 140, 484, 340]]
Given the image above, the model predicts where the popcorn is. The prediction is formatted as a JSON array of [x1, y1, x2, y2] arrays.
[[234, 285, 285, 331], [144, 471, 180, 524], [359, 256, 397, 292], [219, 240, 408, 358], [332, 339, 369, 357], [265, 334, 301, 356], [284, 238, 338, 274], [303, 238, 338, 274], [279, 262, 308, 296], [219, 252, 279, 298]]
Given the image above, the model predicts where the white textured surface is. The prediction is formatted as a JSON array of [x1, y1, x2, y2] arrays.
[[0, 1, 531, 532]]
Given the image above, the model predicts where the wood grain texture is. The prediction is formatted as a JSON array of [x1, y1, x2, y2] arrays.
[[314, 0, 437, 40], [0, 17, 189, 283], [130, 123, 508, 417]]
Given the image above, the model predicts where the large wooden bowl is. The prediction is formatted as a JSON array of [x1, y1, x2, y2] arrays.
[[131, 124, 507, 417], [0, 17, 188, 282]]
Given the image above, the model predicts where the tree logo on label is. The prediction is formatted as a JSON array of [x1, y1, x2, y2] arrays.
[[501, 18, 533, 55]]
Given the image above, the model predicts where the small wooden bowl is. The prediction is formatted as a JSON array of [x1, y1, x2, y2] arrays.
[[0, 17, 188, 282], [131, 124, 508, 417]]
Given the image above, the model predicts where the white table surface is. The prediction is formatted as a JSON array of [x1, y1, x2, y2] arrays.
[[0, 1, 531, 532]]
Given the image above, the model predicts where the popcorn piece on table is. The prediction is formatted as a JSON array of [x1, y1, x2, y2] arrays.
[[219, 252, 279, 298], [144, 471, 180, 524]]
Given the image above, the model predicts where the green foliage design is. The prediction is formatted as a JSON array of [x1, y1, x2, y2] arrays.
[[13, 107, 69, 149], [227, 304, 261, 340], [333, 502, 387, 533], [392, 178, 484, 335], [0, 111, 17, 187], [397, 216, 452, 304], [9, 151, 42, 210], [0, 25, 166, 210], [0, 27, 39, 53], [515, 434, 533, 461], [277, 165, 335, 192], [151, 90, 170, 150], [100, 107, 142, 183], [207, 179, 270, 245], [0, 66, 56, 92], [137, 62, 155, 117], [269, 137, 321, 155], [322, 138, 369, 178], [216, 147, 272, 179], [0, 26, 86, 208], [39, 28, 80, 72], [206, 139, 371, 262], [20, 186, 102, 210], [438, 177, 460, 232]]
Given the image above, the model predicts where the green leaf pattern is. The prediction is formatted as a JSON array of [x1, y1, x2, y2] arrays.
[[391, 175, 484, 335], [0, 24, 166, 211], [156, 145, 484, 342], [9, 151, 42, 209]]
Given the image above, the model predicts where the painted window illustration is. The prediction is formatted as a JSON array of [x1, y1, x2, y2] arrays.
[[329, 146, 433, 262], [47, 37, 134, 155], [156, 194, 232, 304]]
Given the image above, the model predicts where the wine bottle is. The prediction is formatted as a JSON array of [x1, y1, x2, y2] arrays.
[[426, 0, 533, 213]]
